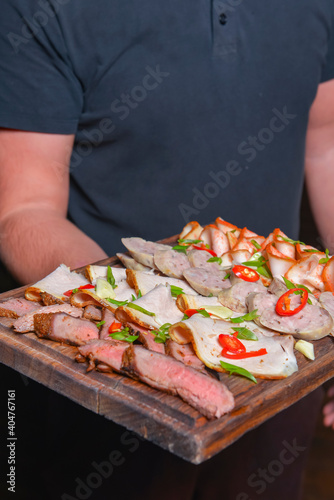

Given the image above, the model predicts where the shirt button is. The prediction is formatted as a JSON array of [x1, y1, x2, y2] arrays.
[[219, 13, 227, 25]]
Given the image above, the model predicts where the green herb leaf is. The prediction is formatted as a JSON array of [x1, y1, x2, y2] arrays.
[[182, 313, 189, 320], [303, 249, 320, 253], [178, 238, 203, 244], [319, 248, 330, 264], [208, 293, 213, 297], [251, 239, 261, 250], [152, 323, 172, 343], [127, 303, 155, 316], [276, 235, 305, 246], [172, 245, 188, 254], [96, 320, 106, 328], [242, 258, 272, 279], [137, 289, 142, 298], [107, 266, 117, 289], [131, 294, 136, 302], [109, 327, 139, 343], [197, 309, 211, 318], [170, 285, 184, 298], [72, 288, 79, 294], [224, 273, 231, 280], [207, 256, 222, 265], [230, 310, 259, 323], [282, 277, 312, 305], [106, 298, 129, 306], [220, 360, 257, 384], [231, 327, 258, 341]]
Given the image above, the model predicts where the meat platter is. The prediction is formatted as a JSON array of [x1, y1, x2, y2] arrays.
[[0, 220, 333, 464]]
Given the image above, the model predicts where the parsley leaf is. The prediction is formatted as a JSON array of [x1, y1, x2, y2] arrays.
[[230, 310, 259, 323], [220, 360, 257, 384], [231, 327, 258, 341]]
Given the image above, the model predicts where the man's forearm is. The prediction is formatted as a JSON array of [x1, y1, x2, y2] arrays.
[[0, 207, 108, 284]]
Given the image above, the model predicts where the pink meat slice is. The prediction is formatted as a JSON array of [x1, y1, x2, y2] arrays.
[[122, 345, 235, 419], [0, 298, 42, 319], [165, 339, 206, 373], [34, 312, 99, 346], [83, 305, 102, 322], [14, 304, 83, 333], [127, 322, 165, 354], [77, 339, 129, 373], [100, 309, 117, 340]]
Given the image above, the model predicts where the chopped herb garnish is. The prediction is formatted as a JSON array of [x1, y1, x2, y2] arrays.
[[231, 327, 258, 341], [152, 323, 172, 343], [107, 266, 117, 289], [319, 248, 330, 265], [220, 360, 257, 384], [127, 303, 155, 316], [207, 256, 222, 265], [303, 249, 320, 253], [251, 239, 261, 250], [224, 273, 231, 280], [282, 277, 312, 304], [230, 310, 259, 323], [131, 294, 136, 302], [178, 238, 203, 244], [72, 288, 79, 294], [230, 229, 236, 233], [242, 257, 272, 279], [106, 298, 129, 306], [110, 327, 138, 343], [172, 245, 188, 254], [170, 285, 184, 298], [208, 293, 213, 297], [197, 309, 211, 318], [96, 320, 106, 328], [182, 313, 189, 320], [276, 236, 305, 246], [137, 289, 142, 298]]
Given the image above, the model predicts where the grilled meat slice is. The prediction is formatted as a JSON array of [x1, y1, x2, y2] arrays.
[[0, 298, 42, 319], [165, 339, 206, 373], [77, 339, 129, 373], [83, 305, 102, 322], [122, 345, 234, 419], [34, 312, 99, 345], [14, 304, 83, 333]]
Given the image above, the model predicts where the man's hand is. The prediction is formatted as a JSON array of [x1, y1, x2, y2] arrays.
[[305, 79, 334, 252], [0, 129, 107, 284]]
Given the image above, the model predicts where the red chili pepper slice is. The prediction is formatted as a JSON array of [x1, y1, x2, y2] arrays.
[[63, 284, 95, 297], [218, 334, 246, 354], [275, 288, 308, 316], [232, 265, 260, 282], [192, 245, 217, 257], [108, 320, 123, 333], [183, 308, 211, 318], [221, 347, 268, 359]]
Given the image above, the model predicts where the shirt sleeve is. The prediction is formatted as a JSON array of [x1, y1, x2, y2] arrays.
[[320, 4, 334, 82], [0, 1, 83, 134]]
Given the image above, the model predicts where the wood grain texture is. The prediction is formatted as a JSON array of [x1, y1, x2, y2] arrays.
[[0, 245, 333, 464]]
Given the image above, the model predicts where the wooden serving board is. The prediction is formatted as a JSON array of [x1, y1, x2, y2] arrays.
[[0, 246, 333, 464]]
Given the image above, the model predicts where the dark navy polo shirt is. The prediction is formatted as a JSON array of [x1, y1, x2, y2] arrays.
[[1, 1, 334, 255]]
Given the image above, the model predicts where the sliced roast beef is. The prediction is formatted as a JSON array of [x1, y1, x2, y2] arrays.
[[116, 253, 151, 271], [0, 298, 42, 319], [153, 249, 191, 279], [34, 312, 99, 345], [248, 291, 333, 340], [128, 322, 165, 354], [121, 237, 170, 269], [14, 303, 83, 333], [165, 339, 207, 373], [122, 345, 235, 419], [83, 305, 102, 321], [100, 308, 117, 340], [0, 317, 16, 328], [218, 281, 266, 313], [183, 267, 231, 296], [187, 249, 222, 272], [76, 339, 129, 373]]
